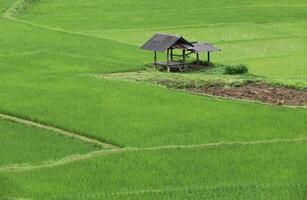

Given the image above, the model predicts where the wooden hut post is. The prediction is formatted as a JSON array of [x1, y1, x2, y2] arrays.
[[182, 49, 186, 68], [170, 48, 174, 61], [207, 51, 211, 67], [196, 53, 200, 64], [154, 51, 157, 69], [167, 49, 170, 72]]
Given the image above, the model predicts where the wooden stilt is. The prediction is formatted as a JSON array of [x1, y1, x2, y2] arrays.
[[170, 48, 173, 61], [182, 50, 186, 69], [207, 51, 211, 67], [196, 53, 200, 64], [154, 51, 157, 69], [167, 49, 170, 72]]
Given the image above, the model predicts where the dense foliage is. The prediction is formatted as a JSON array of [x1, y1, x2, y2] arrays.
[[224, 64, 249, 75]]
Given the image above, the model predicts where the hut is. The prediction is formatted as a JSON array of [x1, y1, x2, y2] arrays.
[[141, 33, 221, 71], [141, 33, 193, 72]]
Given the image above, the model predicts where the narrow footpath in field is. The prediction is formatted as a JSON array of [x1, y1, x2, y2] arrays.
[[0, 113, 119, 149], [1, 134, 306, 173]]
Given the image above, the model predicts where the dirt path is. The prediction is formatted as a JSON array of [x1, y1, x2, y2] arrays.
[[0, 113, 119, 149], [1, 137, 306, 173]]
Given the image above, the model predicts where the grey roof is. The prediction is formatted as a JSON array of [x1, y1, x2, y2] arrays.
[[141, 33, 193, 52], [188, 42, 221, 53]]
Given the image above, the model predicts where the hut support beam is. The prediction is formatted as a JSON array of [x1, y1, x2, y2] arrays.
[[196, 53, 200, 64], [182, 50, 186, 68], [170, 48, 173, 61], [167, 49, 170, 72], [154, 51, 157, 69], [207, 52, 211, 67]]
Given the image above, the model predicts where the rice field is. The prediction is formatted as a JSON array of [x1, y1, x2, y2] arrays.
[[2, 142, 307, 199], [0, 119, 100, 167], [0, 0, 306, 199], [21, 0, 307, 86]]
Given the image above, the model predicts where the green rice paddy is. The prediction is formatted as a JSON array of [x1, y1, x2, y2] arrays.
[[0, 0, 306, 199], [0, 119, 100, 166]]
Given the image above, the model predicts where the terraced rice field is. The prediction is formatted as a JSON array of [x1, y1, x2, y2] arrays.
[[0, 0, 306, 199]]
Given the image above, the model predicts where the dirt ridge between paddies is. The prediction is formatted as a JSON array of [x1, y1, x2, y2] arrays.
[[1, 137, 306, 173], [54, 182, 306, 199], [0, 113, 119, 149]]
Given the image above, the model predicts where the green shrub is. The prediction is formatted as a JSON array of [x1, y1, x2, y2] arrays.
[[224, 64, 248, 75], [191, 60, 214, 67]]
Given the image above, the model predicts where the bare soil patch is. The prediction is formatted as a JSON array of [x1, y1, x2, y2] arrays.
[[189, 83, 307, 106]]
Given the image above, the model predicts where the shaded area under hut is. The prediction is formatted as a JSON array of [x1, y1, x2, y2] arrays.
[[141, 33, 221, 72]]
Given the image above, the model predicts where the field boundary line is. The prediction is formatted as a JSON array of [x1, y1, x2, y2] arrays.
[[133, 137, 307, 152], [107, 183, 297, 197], [0, 150, 118, 173], [0, 113, 119, 149], [57, 182, 306, 198], [2, 0, 138, 47], [1, 137, 306, 173], [1, 16, 139, 48]]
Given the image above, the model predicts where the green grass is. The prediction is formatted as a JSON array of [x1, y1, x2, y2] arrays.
[[18, 0, 307, 85], [0, 18, 306, 148], [0, 119, 100, 166], [22, 0, 307, 30], [1, 58, 306, 147], [0, 0, 306, 199], [89, 26, 307, 86], [0, 0, 14, 13], [2, 141, 306, 199]]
